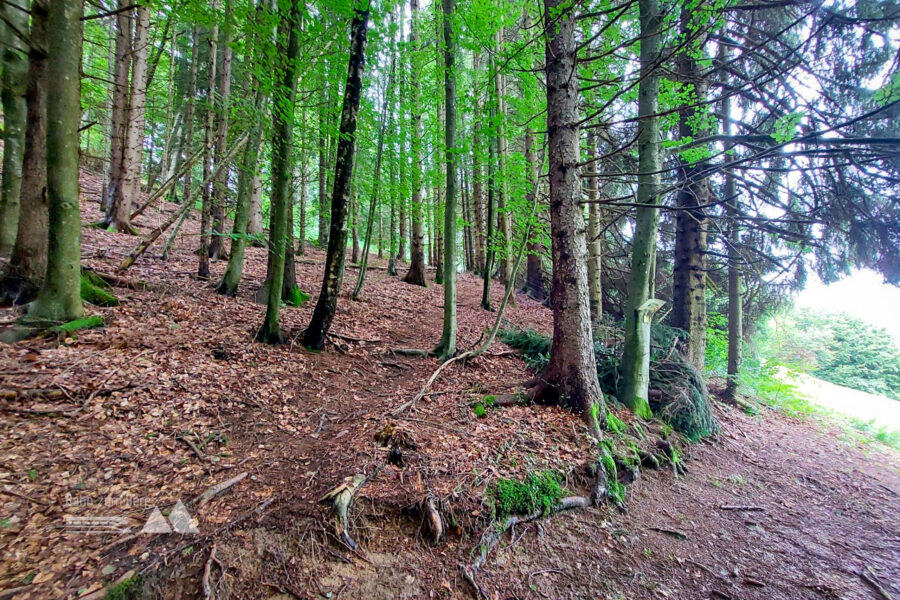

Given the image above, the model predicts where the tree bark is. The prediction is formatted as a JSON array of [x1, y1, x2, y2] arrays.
[[247, 173, 264, 240], [302, 6, 369, 350], [217, 0, 269, 296], [103, 2, 131, 219], [257, 0, 302, 344], [586, 131, 603, 329], [209, 0, 234, 260], [537, 0, 605, 431], [198, 9, 220, 279], [112, 4, 150, 234], [26, 0, 83, 323], [402, 0, 427, 287], [493, 29, 514, 299], [671, 10, 710, 370], [0, 0, 29, 257], [619, 0, 663, 419], [523, 129, 547, 303], [317, 67, 330, 247], [471, 52, 486, 275], [435, 0, 458, 358], [0, 0, 48, 305]]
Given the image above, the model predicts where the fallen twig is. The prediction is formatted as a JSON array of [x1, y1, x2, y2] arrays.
[[649, 526, 688, 540], [860, 567, 893, 600], [2, 485, 51, 506], [328, 331, 382, 343], [202, 543, 218, 599], [194, 471, 248, 507], [719, 505, 764, 512]]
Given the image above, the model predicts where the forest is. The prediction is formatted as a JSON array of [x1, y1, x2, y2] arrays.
[[0, 0, 898, 597]]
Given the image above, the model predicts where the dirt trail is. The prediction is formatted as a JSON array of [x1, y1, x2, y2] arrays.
[[1, 187, 898, 599]]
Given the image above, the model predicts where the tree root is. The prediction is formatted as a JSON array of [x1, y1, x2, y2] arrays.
[[319, 472, 372, 550], [421, 495, 443, 544]]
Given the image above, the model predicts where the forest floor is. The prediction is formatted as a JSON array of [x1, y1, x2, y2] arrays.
[[1, 176, 899, 600]]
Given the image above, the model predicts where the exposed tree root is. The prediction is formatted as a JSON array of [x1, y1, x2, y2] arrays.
[[421, 495, 443, 544], [319, 471, 376, 551]]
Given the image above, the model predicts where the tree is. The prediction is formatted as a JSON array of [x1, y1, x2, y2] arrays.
[[198, 4, 220, 280], [618, 0, 663, 419], [0, 0, 48, 305], [256, 0, 302, 344], [208, 0, 235, 260], [26, 0, 83, 324], [533, 0, 605, 432], [0, 0, 29, 257], [433, 0, 458, 360], [402, 0, 427, 287], [302, 4, 370, 350]]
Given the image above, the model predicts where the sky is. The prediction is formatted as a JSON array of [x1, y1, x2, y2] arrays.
[[796, 269, 900, 342]]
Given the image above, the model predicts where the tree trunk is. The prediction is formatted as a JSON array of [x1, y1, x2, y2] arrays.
[[26, 0, 83, 323], [619, 0, 662, 419], [0, 0, 48, 305], [198, 10, 220, 280], [493, 29, 514, 299], [351, 186, 360, 263], [402, 0, 427, 287], [104, 3, 131, 219], [317, 68, 330, 247], [586, 131, 603, 330], [302, 6, 369, 350], [217, 0, 269, 296], [480, 81, 497, 312], [247, 173, 264, 241], [112, 4, 150, 234], [721, 54, 742, 401], [435, 0, 458, 359], [670, 12, 709, 370], [209, 0, 234, 260], [352, 51, 394, 299], [174, 26, 200, 223], [257, 0, 302, 343], [523, 128, 547, 303], [538, 0, 604, 431], [471, 52, 486, 275], [0, 0, 29, 257]]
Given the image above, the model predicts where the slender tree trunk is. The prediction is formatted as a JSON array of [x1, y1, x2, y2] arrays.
[[0, 0, 29, 257], [257, 0, 302, 343], [523, 128, 547, 302], [461, 166, 474, 271], [198, 10, 220, 279], [388, 146, 398, 275], [0, 0, 48, 305], [209, 0, 234, 260], [247, 174, 264, 240], [481, 101, 497, 311], [435, 0, 458, 358], [722, 50, 742, 400], [536, 0, 604, 430], [471, 52, 486, 275], [217, 0, 269, 296], [26, 0, 83, 323], [298, 127, 307, 256], [493, 29, 514, 298], [586, 131, 603, 329], [303, 6, 369, 349], [103, 3, 131, 220], [619, 0, 662, 418], [353, 53, 394, 299], [351, 186, 360, 263], [317, 68, 329, 247], [402, 0, 427, 286], [112, 4, 150, 234], [100, 19, 116, 205]]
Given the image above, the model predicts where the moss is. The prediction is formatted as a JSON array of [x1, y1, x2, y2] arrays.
[[81, 273, 119, 307], [482, 394, 497, 407], [105, 574, 143, 600], [489, 471, 564, 519], [283, 284, 309, 307], [52, 316, 104, 334], [606, 412, 627, 435], [472, 403, 487, 418]]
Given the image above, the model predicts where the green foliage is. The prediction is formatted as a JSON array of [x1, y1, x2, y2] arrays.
[[772, 111, 804, 143], [704, 312, 729, 375], [472, 403, 487, 418], [105, 574, 143, 600], [488, 471, 564, 519], [760, 308, 900, 400], [52, 316, 105, 334]]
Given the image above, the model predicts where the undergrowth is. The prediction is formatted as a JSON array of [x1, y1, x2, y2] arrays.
[[499, 328, 717, 441]]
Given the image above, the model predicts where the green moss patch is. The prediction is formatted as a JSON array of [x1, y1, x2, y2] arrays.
[[488, 470, 564, 519]]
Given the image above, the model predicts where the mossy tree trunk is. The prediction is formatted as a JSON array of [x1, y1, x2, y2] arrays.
[[27, 0, 84, 323], [619, 0, 662, 419], [256, 0, 302, 344], [302, 5, 369, 350], [0, 0, 28, 258], [0, 0, 48, 306], [539, 0, 605, 432]]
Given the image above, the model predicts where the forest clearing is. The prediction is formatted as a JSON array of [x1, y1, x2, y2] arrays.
[[1, 0, 899, 597]]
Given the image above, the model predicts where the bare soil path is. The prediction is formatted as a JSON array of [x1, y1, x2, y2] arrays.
[[1, 186, 897, 599]]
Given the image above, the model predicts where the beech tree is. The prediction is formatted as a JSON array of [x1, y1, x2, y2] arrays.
[[0, 0, 28, 257]]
